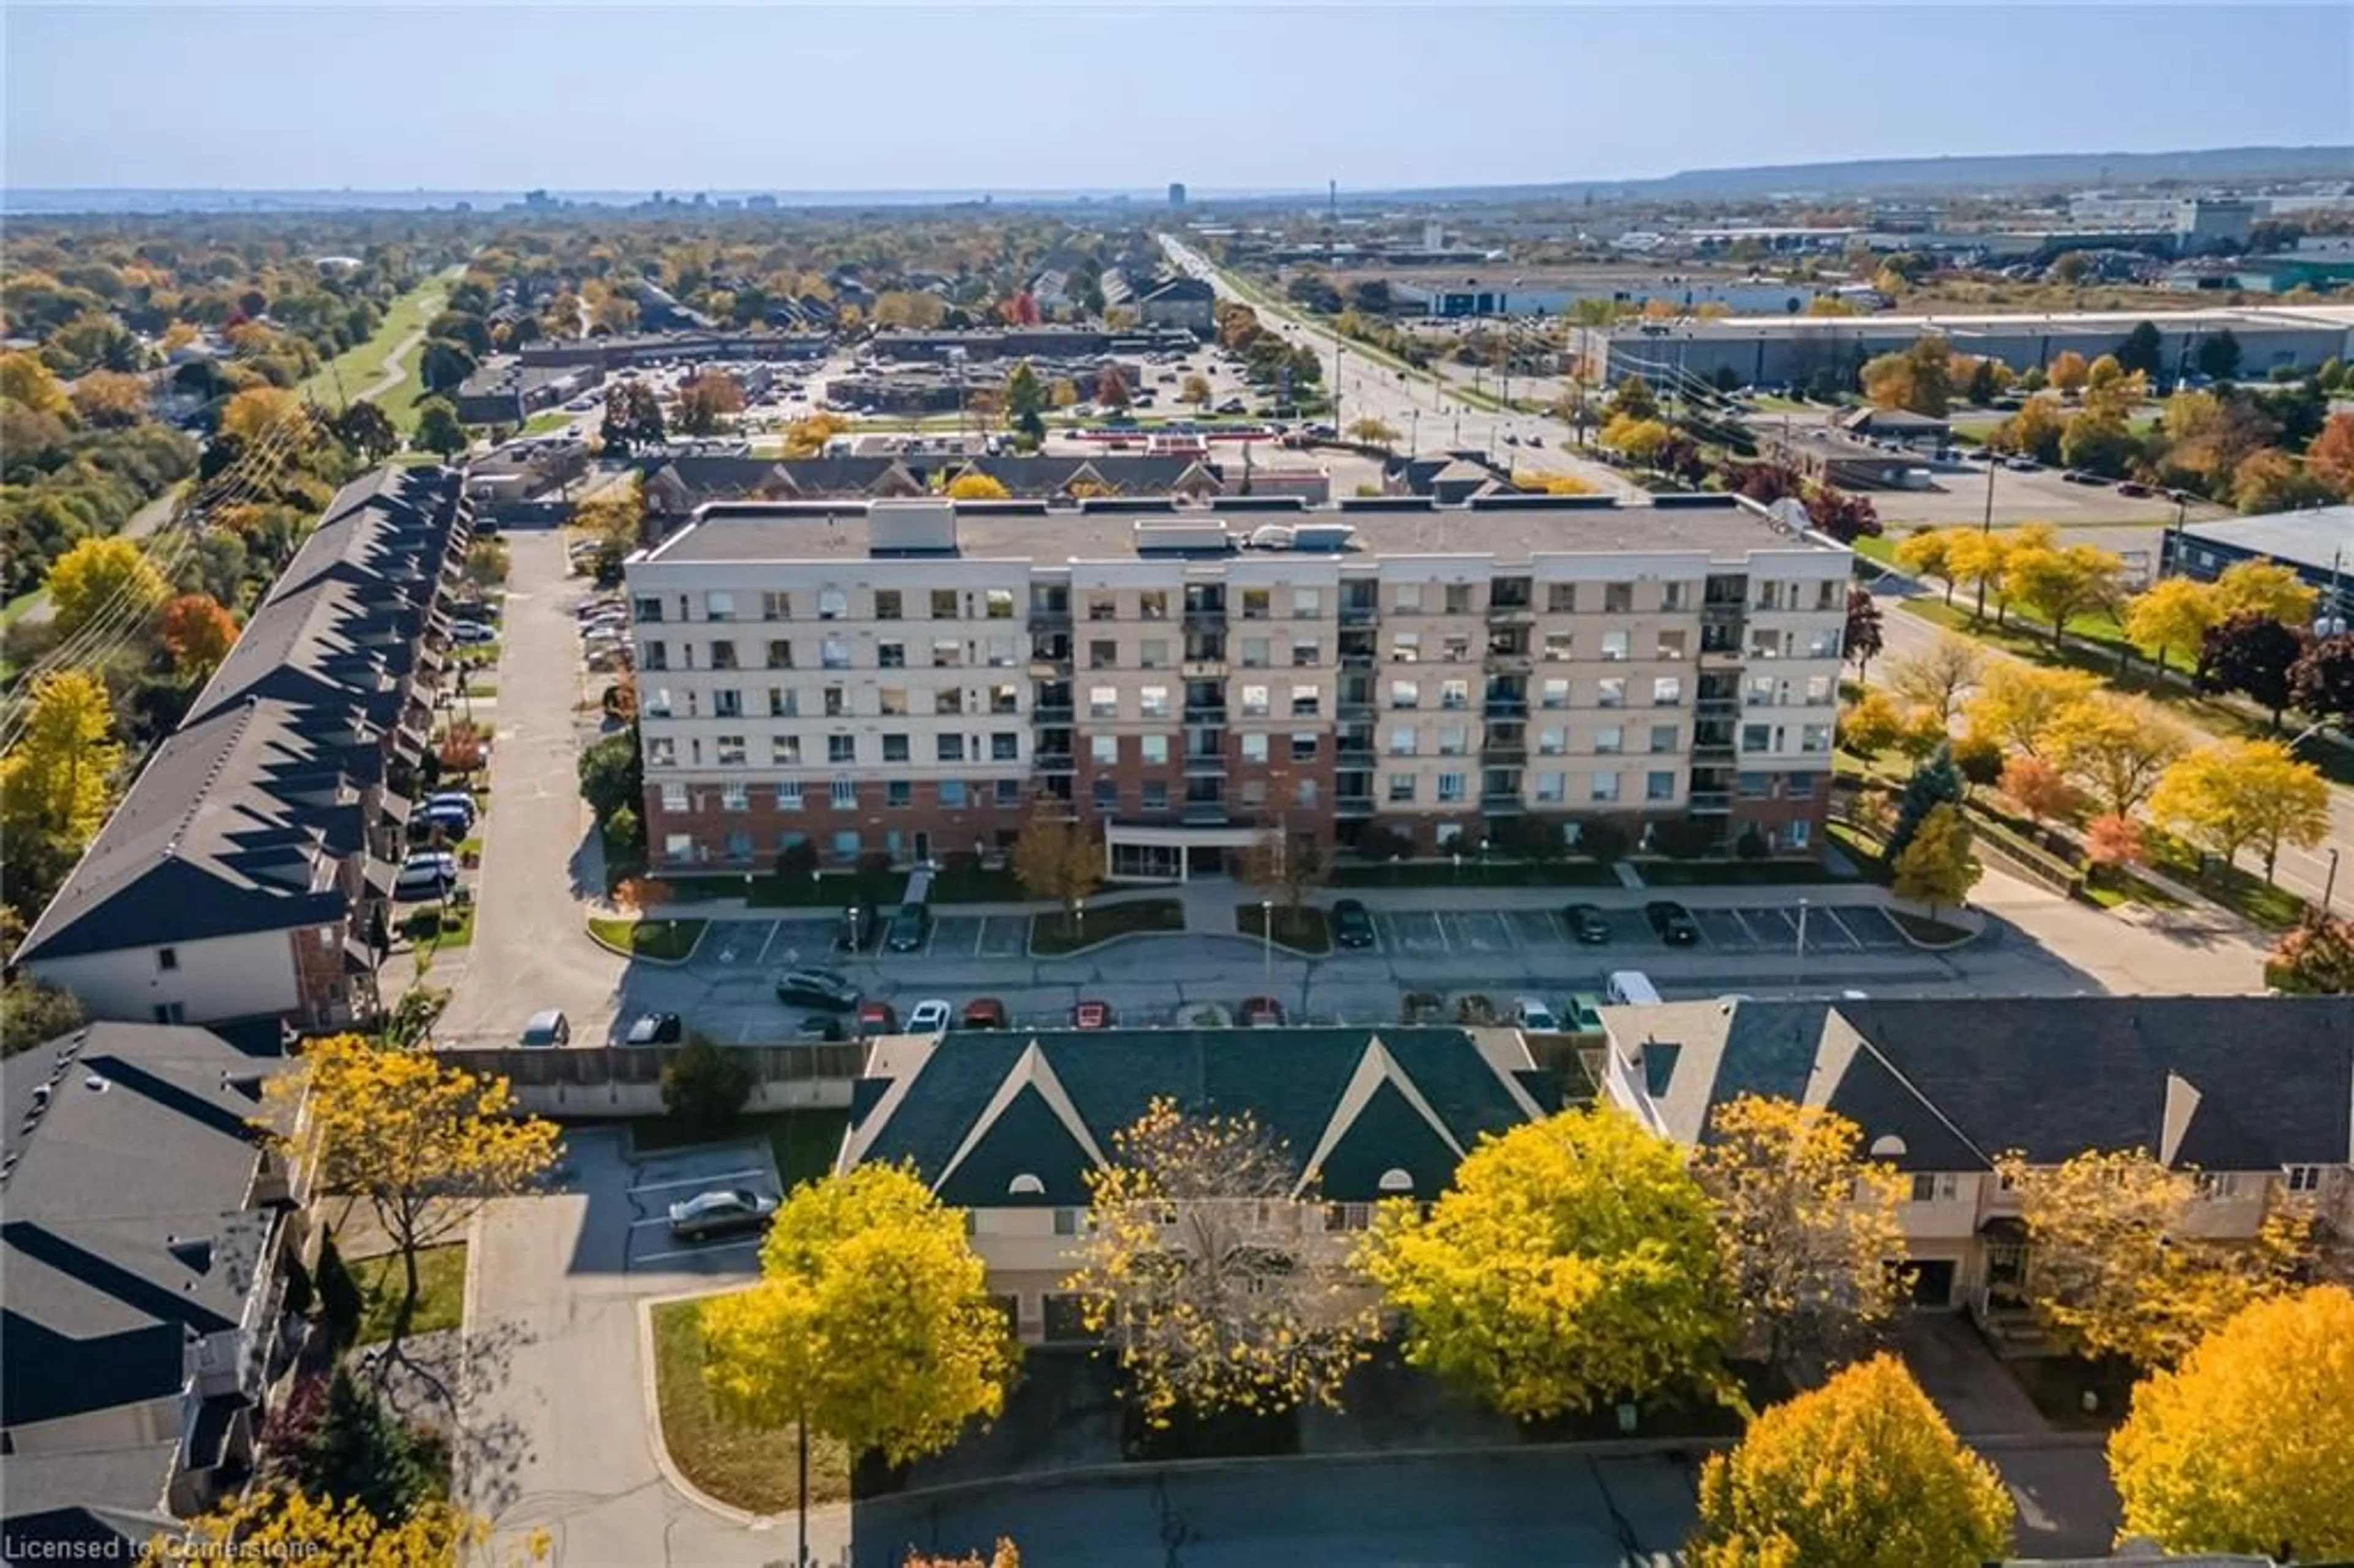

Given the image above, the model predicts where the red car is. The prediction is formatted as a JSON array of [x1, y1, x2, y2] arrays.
[[960, 997, 1008, 1030], [856, 1000, 899, 1035], [1239, 995, 1287, 1028], [1071, 1000, 1113, 1029]]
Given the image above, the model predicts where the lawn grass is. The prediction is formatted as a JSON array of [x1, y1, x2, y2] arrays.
[[522, 409, 574, 435], [2143, 829, 2310, 931], [1030, 897, 1184, 954], [351, 1242, 468, 1345], [1, 587, 46, 628], [400, 902, 476, 953], [1236, 903, 1332, 954], [1329, 859, 1618, 889], [1826, 822, 1894, 886], [630, 1108, 850, 1191], [298, 268, 457, 432], [650, 1297, 851, 1515], [587, 916, 707, 961]]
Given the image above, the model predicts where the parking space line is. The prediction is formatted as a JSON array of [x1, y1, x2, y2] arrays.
[[973, 918, 994, 958], [628, 1166, 771, 1195], [1807, 908, 1864, 951], [633, 1238, 766, 1266], [1432, 913, 1453, 953], [753, 921, 788, 965]]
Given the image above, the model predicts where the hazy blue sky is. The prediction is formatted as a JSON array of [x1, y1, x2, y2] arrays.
[[6, 3, 2350, 192]]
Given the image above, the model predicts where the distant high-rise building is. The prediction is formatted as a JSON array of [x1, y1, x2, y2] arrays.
[[1168, 181, 1187, 207], [1422, 219, 1444, 251], [1329, 179, 1338, 219]]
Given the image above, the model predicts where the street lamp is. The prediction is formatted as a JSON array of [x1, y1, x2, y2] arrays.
[[2325, 848, 2342, 916], [1261, 899, 1274, 986], [1794, 897, 1810, 991], [1075, 896, 1086, 946]]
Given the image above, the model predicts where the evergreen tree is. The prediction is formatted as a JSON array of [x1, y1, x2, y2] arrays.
[[1887, 741, 1968, 863], [305, 1368, 443, 1523], [314, 1227, 365, 1351]]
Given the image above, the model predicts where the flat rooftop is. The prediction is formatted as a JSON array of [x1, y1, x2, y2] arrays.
[[2182, 506, 2354, 574], [1603, 302, 2354, 338], [639, 497, 1835, 569]]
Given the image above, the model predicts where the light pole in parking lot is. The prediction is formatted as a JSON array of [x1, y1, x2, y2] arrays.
[[1262, 899, 1274, 987], [1075, 896, 1086, 948], [1795, 897, 1810, 991]]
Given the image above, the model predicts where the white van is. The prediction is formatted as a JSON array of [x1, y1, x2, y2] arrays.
[[1604, 971, 1663, 1006]]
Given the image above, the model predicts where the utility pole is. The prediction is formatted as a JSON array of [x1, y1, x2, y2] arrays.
[[1974, 452, 1998, 620]]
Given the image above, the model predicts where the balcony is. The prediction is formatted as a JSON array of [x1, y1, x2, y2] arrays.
[[1694, 740, 1738, 764], [1182, 804, 1233, 826], [1181, 659, 1227, 679], [1339, 604, 1379, 626], [1482, 697, 1529, 718], [1485, 603, 1534, 624], [1484, 651, 1534, 674], [1035, 750, 1075, 773], [1183, 703, 1228, 723], [1183, 607, 1226, 630], [1696, 695, 1740, 717], [1184, 753, 1225, 775], [1479, 793, 1528, 813], [1689, 790, 1732, 813], [1336, 742, 1373, 762], [1481, 742, 1528, 764], [1027, 609, 1071, 632], [1335, 794, 1375, 817], [1034, 704, 1074, 722]]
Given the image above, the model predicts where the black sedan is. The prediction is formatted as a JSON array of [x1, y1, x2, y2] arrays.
[[1331, 899, 1375, 950], [1645, 900, 1702, 946], [1562, 904, 1613, 945], [774, 968, 860, 1010]]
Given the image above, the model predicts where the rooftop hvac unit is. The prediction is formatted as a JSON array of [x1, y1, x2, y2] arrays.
[[1133, 520, 1234, 554], [1247, 524, 1297, 550], [1293, 523, 1358, 554]]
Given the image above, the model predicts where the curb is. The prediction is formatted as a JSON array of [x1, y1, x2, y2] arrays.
[[1026, 926, 1186, 961], [584, 918, 706, 966]]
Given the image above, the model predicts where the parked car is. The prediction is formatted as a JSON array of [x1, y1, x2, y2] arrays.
[[2117, 480, 2154, 497], [1562, 903, 1612, 945], [519, 1010, 571, 1048], [2062, 468, 2104, 485], [1645, 900, 1701, 946], [1564, 993, 1606, 1033], [856, 1000, 900, 1035], [451, 622, 497, 645], [623, 1011, 683, 1046], [885, 903, 930, 953], [1330, 898, 1374, 950], [1216, 398, 1248, 414], [905, 999, 953, 1033], [1071, 1000, 1113, 1029], [394, 852, 458, 898], [2004, 455, 2041, 472], [773, 968, 859, 1010], [960, 997, 1008, 1030], [1511, 996, 1562, 1033], [424, 791, 477, 828], [1238, 995, 1286, 1028], [666, 1188, 779, 1241], [834, 905, 879, 954]]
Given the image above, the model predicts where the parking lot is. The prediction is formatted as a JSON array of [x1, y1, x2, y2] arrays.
[[1362, 902, 1908, 958], [907, 913, 1031, 961], [615, 1136, 781, 1276]]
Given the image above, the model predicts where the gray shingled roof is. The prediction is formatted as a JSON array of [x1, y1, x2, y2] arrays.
[[852, 1027, 1549, 1206]]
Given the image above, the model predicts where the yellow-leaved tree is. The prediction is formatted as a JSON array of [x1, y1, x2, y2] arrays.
[[1891, 801, 1981, 918], [265, 1036, 560, 1359], [2108, 1285, 2354, 1558], [0, 668, 124, 852], [147, 1485, 547, 1566], [1996, 1148, 2316, 1368], [1063, 1098, 1379, 1429], [2046, 694, 2193, 820], [1962, 662, 2098, 761], [1694, 1097, 1909, 1376], [2123, 577, 2221, 675], [1689, 1353, 2014, 1567], [45, 535, 170, 639], [2209, 558, 2318, 628], [1884, 630, 1985, 724], [699, 1163, 1016, 1563], [2149, 740, 2331, 885], [947, 471, 1012, 500], [1358, 1106, 1732, 1420], [219, 384, 305, 444], [1009, 802, 1102, 940]]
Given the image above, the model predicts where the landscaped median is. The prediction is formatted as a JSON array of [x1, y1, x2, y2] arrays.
[[649, 1295, 850, 1515], [586, 915, 707, 962], [351, 1241, 468, 1345], [1028, 898, 1184, 956]]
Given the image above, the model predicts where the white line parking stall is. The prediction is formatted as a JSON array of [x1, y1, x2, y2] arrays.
[[699, 920, 779, 969], [926, 916, 990, 959], [1449, 911, 1518, 953], [1378, 911, 1450, 956]]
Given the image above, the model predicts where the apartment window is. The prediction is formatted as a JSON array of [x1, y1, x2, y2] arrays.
[[660, 782, 689, 812], [710, 640, 739, 671], [1089, 639, 1118, 669], [1138, 589, 1169, 620], [1800, 724, 1834, 754], [717, 735, 747, 766], [1537, 727, 1565, 756], [931, 639, 962, 669], [823, 685, 847, 717], [1910, 1173, 1961, 1204], [879, 687, 908, 717], [1436, 772, 1465, 803], [1091, 736, 1119, 764], [1241, 588, 1271, 620], [1092, 778, 1118, 809], [1295, 778, 1319, 808], [996, 779, 1023, 806], [936, 688, 965, 715], [1241, 685, 1270, 717], [1663, 581, 1689, 611], [1290, 638, 1320, 667], [1547, 583, 1577, 613], [1391, 679, 1420, 710], [1440, 679, 1468, 710], [705, 590, 736, 621], [1649, 724, 1679, 754], [721, 782, 748, 812], [1291, 733, 1319, 763], [1442, 634, 1471, 662], [1443, 584, 1472, 615], [1087, 592, 1117, 622], [1141, 780, 1168, 810], [771, 736, 801, 766], [1438, 725, 1467, 756], [940, 780, 968, 807], [877, 641, 904, 669], [634, 595, 665, 622], [1743, 723, 1773, 752], [1808, 630, 1843, 660], [2196, 1172, 2244, 1201], [2285, 1165, 2323, 1193], [931, 590, 959, 619], [831, 829, 861, 860], [774, 780, 802, 811], [764, 639, 793, 669], [1141, 734, 1169, 765], [863, 588, 895, 620], [157, 946, 179, 972], [1241, 778, 1267, 807], [1140, 638, 1168, 669], [1594, 725, 1623, 755], [1590, 771, 1620, 803], [643, 641, 669, 671], [885, 781, 912, 808], [1390, 632, 1421, 663], [984, 588, 1013, 620], [828, 736, 856, 764], [1746, 675, 1777, 707], [649, 737, 677, 766], [1645, 770, 1676, 802], [712, 688, 744, 719], [1241, 637, 1270, 668], [1653, 676, 1683, 706], [1541, 678, 1569, 709], [1805, 674, 1834, 704], [1599, 630, 1629, 661], [1241, 733, 1269, 763], [819, 637, 848, 670], [1090, 686, 1119, 718], [1598, 678, 1626, 709], [1293, 587, 1322, 617], [768, 687, 794, 717], [992, 732, 1021, 761], [1543, 630, 1574, 661], [1387, 773, 1417, 803], [1394, 583, 1422, 613], [937, 735, 966, 763], [816, 590, 846, 621], [883, 734, 910, 763], [990, 683, 1019, 714], [1387, 726, 1418, 756], [1141, 686, 1171, 719], [1290, 685, 1320, 718], [830, 778, 857, 809], [1656, 630, 1688, 660], [1602, 582, 1633, 614], [1535, 772, 1565, 802]]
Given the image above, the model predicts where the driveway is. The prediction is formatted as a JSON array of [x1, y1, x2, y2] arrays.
[[465, 1126, 840, 1566], [438, 527, 627, 1043]]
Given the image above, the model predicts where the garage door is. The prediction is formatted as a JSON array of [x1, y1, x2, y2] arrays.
[[1908, 1259, 1959, 1308]]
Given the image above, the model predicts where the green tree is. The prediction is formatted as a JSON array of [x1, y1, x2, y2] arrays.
[[2109, 1285, 2354, 1558], [1359, 1106, 1732, 1420], [2193, 329, 2242, 382], [1691, 1354, 2014, 1568], [1884, 741, 1967, 862], [1605, 374, 1658, 422], [303, 1368, 443, 1524], [413, 398, 468, 458], [661, 1035, 756, 1133], [1892, 802, 1981, 916], [1002, 359, 1047, 443], [699, 1165, 1017, 1559], [577, 727, 644, 826], [0, 978, 85, 1057], [2116, 320, 2165, 379], [46, 535, 169, 638]]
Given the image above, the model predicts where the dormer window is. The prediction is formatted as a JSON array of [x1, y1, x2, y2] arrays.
[[1008, 1173, 1045, 1197]]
